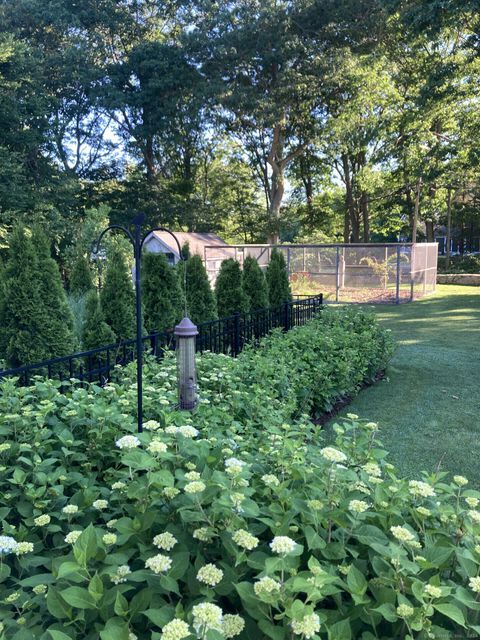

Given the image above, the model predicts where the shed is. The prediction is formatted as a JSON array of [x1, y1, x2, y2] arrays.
[[143, 231, 230, 265]]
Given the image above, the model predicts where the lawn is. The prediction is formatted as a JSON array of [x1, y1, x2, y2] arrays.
[[329, 284, 480, 484]]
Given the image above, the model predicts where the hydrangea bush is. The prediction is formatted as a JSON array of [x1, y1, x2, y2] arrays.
[[1, 309, 478, 639]]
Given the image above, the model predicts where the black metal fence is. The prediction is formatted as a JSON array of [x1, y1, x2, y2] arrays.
[[0, 295, 323, 390]]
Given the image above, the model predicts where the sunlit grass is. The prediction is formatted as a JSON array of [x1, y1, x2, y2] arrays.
[[327, 285, 480, 484]]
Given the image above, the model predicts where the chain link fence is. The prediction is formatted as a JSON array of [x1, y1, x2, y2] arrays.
[[204, 243, 438, 304]]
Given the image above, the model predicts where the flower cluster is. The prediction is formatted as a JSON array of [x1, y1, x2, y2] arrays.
[[115, 435, 141, 449], [64, 530, 82, 544], [232, 529, 259, 551], [196, 563, 224, 587], [153, 532, 178, 551], [270, 536, 296, 555], [408, 480, 435, 498], [320, 446, 347, 464], [390, 525, 415, 543], [148, 440, 168, 455], [161, 619, 190, 640], [192, 603, 223, 634], [34, 514, 50, 527], [62, 504, 79, 515], [145, 554, 172, 574], [349, 500, 370, 513], [184, 481, 206, 494], [92, 499, 108, 510], [291, 613, 321, 638], [262, 474, 280, 487], [0, 535, 18, 554], [223, 614, 245, 638], [254, 576, 282, 597], [111, 565, 131, 585]]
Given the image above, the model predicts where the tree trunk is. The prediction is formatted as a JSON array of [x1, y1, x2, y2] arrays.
[[412, 178, 422, 243], [425, 219, 434, 242], [342, 154, 359, 242], [361, 191, 369, 242], [445, 187, 452, 269]]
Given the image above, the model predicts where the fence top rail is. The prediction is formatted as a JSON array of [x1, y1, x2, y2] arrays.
[[204, 242, 438, 250]]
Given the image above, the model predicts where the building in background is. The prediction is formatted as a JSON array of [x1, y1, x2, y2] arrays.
[[143, 231, 230, 265]]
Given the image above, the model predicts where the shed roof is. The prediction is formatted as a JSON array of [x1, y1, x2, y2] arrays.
[[146, 231, 229, 259]]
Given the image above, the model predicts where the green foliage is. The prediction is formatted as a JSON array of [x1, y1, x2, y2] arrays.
[[141, 252, 184, 333], [438, 254, 480, 274], [266, 248, 292, 307], [215, 258, 249, 317], [0, 227, 75, 366], [70, 252, 94, 295], [0, 309, 478, 639], [182, 254, 217, 325], [242, 256, 269, 310], [32, 227, 76, 355], [82, 289, 116, 350], [100, 250, 136, 341]]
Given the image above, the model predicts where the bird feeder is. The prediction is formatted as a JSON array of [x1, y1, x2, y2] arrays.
[[174, 317, 199, 410]]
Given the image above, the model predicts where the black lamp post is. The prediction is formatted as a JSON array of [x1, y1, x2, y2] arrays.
[[93, 213, 184, 433]]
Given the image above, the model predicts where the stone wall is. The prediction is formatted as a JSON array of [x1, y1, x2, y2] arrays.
[[437, 274, 480, 286]]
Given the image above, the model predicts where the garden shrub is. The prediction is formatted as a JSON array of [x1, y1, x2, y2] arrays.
[[266, 249, 292, 307], [1, 309, 479, 639], [100, 250, 136, 341], [69, 252, 94, 296], [82, 290, 117, 351], [215, 259, 249, 317], [141, 252, 184, 333], [182, 255, 217, 325], [242, 256, 269, 311]]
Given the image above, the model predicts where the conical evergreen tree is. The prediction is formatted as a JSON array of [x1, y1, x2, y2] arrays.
[[82, 289, 116, 350], [266, 248, 292, 307], [184, 254, 217, 325], [0, 227, 54, 366], [32, 227, 76, 357], [100, 250, 136, 340], [215, 258, 249, 317], [142, 252, 185, 333], [70, 251, 94, 295], [242, 256, 269, 310]]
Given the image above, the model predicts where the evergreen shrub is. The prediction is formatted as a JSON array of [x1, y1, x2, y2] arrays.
[[215, 258, 249, 317], [266, 248, 292, 307]]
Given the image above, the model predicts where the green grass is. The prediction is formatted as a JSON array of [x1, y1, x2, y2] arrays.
[[328, 285, 480, 484]]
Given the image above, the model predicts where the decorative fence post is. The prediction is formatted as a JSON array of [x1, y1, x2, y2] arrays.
[[283, 300, 291, 332], [233, 312, 241, 357], [335, 246, 340, 303], [396, 246, 401, 305]]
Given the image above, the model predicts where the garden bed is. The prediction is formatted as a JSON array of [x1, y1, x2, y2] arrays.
[[1, 308, 479, 639]]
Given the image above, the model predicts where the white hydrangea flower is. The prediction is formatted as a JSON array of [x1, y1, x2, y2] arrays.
[[291, 613, 321, 638], [33, 584, 47, 594], [92, 499, 108, 510], [165, 426, 179, 434], [232, 529, 259, 551], [254, 576, 281, 597], [185, 471, 201, 481], [148, 440, 168, 455], [262, 474, 280, 487], [102, 533, 117, 545], [193, 527, 210, 542], [270, 536, 296, 555], [408, 480, 436, 498], [111, 482, 126, 490], [62, 505, 79, 514], [160, 619, 190, 640], [453, 475, 468, 487], [65, 530, 82, 544], [192, 603, 223, 634], [320, 447, 347, 464], [466, 497, 479, 508], [143, 420, 161, 431], [223, 614, 245, 639], [390, 526, 415, 543], [145, 554, 172, 574], [469, 576, 480, 593], [14, 542, 34, 555], [163, 487, 180, 499], [424, 584, 442, 598], [153, 532, 178, 551], [115, 435, 141, 450], [177, 425, 199, 438], [468, 510, 480, 523], [196, 563, 224, 587], [106, 519, 118, 529], [184, 481, 206, 494], [362, 462, 381, 477], [111, 565, 131, 585], [34, 514, 51, 527], [349, 500, 370, 513], [0, 536, 18, 554], [396, 604, 414, 618]]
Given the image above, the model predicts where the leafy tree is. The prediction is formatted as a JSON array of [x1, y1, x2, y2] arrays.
[[141, 252, 184, 333], [70, 252, 94, 295], [266, 248, 292, 307], [82, 289, 116, 350], [32, 227, 76, 358], [215, 259, 249, 317], [183, 255, 217, 325], [242, 256, 269, 310], [100, 250, 136, 340]]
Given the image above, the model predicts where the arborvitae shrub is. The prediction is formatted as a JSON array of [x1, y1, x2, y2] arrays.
[[33, 227, 76, 356], [100, 250, 136, 340], [183, 254, 217, 325], [242, 255, 269, 310], [181, 242, 191, 260], [142, 252, 184, 333], [266, 248, 292, 307], [70, 252, 94, 295], [0, 228, 58, 366], [215, 258, 249, 317], [82, 289, 116, 350]]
